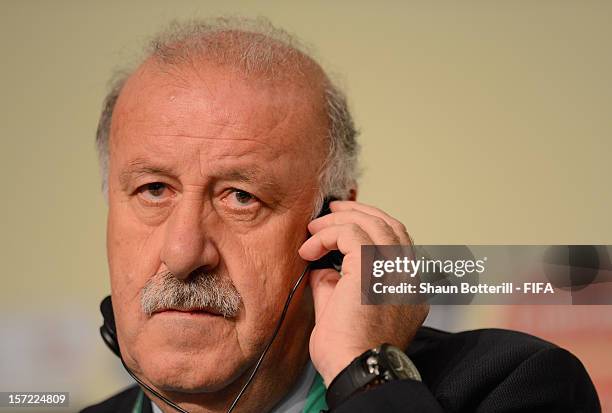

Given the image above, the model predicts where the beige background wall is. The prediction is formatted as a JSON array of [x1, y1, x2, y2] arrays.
[[1, 1, 610, 411]]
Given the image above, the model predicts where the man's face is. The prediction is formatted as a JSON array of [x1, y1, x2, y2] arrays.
[[107, 59, 327, 392]]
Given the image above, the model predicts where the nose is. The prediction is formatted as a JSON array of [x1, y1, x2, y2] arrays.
[[160, 199, 220, 280]]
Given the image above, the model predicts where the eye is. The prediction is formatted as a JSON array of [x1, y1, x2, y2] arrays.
[[137, 182, 173, 204], [228, 189, 258, 208]]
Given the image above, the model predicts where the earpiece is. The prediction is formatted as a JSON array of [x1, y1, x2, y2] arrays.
[[100, 295, 121, 358], [311, 197, 345, 271]]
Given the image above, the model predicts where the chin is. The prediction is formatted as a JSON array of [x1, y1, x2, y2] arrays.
[[142, 350, 243, 392], [127, 319, 249, 393]]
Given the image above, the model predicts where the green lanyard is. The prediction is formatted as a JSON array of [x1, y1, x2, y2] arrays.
[[133, 372, 328, 413], [131, 391, 144, 413]]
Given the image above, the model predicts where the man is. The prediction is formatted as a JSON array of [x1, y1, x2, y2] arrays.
[[83, 17, 600, 413]]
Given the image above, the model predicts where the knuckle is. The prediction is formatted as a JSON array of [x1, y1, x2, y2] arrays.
[[371, 216, 388, 230], [391, 220, 408, 235]]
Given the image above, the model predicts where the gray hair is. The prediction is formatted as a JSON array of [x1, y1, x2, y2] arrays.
[[96, 17, 359, 215], [141, 269, 242, 318]]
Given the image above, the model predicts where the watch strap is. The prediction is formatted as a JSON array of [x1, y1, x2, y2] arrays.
[[325, 351, 376, 410]]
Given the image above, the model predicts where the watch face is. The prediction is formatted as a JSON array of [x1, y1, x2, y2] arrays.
[[384, 346, 420, 381]]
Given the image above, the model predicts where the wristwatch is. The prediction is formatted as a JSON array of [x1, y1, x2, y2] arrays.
[[325, 344, 421, 410]]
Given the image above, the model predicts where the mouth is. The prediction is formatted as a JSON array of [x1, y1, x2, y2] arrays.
[[152, 307, 223, 317]]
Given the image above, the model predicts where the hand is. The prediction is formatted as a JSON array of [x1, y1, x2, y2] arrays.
[[298, 200, 429, 386]]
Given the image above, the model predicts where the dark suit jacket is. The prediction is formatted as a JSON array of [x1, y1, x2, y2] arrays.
[[81, 327, 601, 412]]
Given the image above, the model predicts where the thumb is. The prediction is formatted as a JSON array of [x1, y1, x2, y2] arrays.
[[309, 268, 340, 323]]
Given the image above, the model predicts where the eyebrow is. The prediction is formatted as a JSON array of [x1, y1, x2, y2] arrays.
[[119, 159, 177, 190], [118, 158, 283, 195], [215, 168, 283, 195]]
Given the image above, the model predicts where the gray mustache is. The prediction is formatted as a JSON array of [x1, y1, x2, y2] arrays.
[[141, 270, 242, 318]]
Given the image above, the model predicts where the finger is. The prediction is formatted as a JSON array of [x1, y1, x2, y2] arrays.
[[308, 210, 399, 245], [309, 268, 341, 323], [299, 223, 372, 261], [330, 201, 412, 245]]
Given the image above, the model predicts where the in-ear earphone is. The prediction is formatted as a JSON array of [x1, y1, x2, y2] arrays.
[[99, 296, 120, 357]]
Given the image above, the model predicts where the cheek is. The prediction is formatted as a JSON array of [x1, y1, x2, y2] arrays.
[[228, 216, 308, 339], [108, 209, 163, 289], [107, 203, 164, 349]]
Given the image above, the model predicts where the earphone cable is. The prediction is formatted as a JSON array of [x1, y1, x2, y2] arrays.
[[226, 263, 311, 413], [120, 357, 190, 413]]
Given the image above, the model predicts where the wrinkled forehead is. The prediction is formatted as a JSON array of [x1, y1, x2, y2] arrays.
[[111, 57, 329, 160]]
